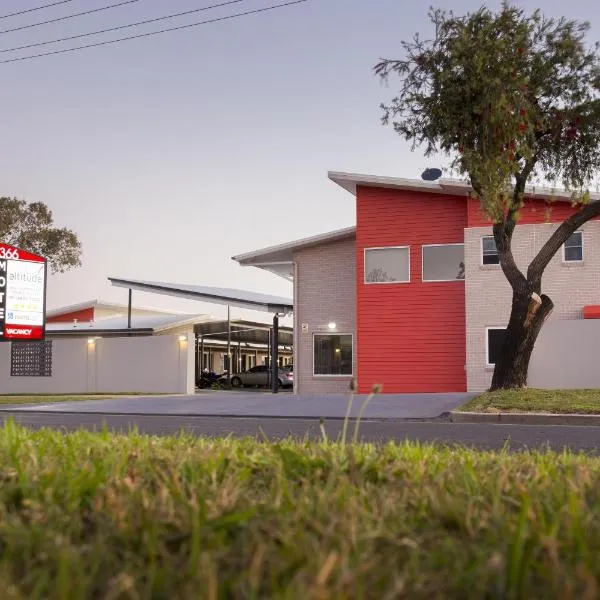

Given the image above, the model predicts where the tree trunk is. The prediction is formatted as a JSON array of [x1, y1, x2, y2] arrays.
[[490, 290, 554, 390]]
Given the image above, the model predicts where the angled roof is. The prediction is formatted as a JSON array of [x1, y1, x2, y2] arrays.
[[328, 171, 600, 202], [47, 313, 211, 335], [108, 278, 293, 314], [232, 226, 356, 274]]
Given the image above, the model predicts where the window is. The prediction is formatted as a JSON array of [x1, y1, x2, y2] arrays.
[[422, 244, 465, 281], [313, 334, 353, 375], [482, 236, 499, 265], [486, 328, 506, 367], [364, 247, 409, 283], [563, 231, 583, 262]]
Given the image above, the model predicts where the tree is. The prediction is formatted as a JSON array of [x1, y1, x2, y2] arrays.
[[0, 197, 82, 273], [375, 3, 600, 390]]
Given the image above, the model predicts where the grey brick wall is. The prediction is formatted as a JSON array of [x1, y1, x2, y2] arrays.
[[465, 222, 600, 391], [293, 236, 356, 394]]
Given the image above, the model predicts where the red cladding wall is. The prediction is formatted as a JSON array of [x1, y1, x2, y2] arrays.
[[467, 197, 596, 226], [47, 307, 94, 323], [356, 186, 468, 393]]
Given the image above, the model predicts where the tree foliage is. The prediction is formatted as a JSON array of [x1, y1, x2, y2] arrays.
[[0, 197, 82, 273], [376, 3, 600, 220], [375, 3, 600, 389]]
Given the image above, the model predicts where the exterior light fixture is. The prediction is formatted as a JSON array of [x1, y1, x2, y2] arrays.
[[87, 338, 95, 345], [328, 322, 336, 330], [178, 335, 187, 342]]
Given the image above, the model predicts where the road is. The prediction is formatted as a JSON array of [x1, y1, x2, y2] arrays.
[[2, 411, 600, 453]]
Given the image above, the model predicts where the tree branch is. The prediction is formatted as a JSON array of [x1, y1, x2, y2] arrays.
[[527, 200, 600, 281]]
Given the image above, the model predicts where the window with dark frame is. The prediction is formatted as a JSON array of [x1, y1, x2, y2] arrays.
[[563, 231, 583, 262], [482, 236, 500, 265], [486, 328, 506, 367], [313, 334, 352, 375], [10, 341, 53, 377]]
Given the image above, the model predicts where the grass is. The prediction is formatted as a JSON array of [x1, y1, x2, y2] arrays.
[[458, 388, 600, 414], [0, 394, 159, 405], [0, 424, 598, 598]]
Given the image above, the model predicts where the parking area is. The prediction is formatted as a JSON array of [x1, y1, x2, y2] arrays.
[[2, 391, 475, 419]]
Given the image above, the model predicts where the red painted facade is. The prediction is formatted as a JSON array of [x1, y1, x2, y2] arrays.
[[355, 186, 598, 393], [467, 196, 596, 226], [47, 307, 94, 323], [356, 185, 468, 393]]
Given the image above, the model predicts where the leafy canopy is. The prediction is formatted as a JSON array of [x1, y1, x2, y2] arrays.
[[375, 3, 600, 222], [0, 197, 81, 273]]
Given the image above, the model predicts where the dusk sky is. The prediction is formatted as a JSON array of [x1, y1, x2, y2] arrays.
[[2, 0, 598, 323]]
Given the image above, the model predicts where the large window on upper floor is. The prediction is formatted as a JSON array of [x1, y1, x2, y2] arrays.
[[422, 244, 465, 281], [313, 334, 353, 376], [364, 247, 410, 283], [481, 236, 500, 265], [563, 231, 583, 262]]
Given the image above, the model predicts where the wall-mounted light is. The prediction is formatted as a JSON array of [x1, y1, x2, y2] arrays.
[[178, 335, 187, 343], [87, 338, 95, 346], [328, 322, 336, 330]]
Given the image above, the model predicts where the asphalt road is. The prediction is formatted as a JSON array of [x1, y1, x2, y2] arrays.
[[2, 411, 600, 453]]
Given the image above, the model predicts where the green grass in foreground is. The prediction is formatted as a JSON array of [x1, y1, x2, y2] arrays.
[[458, 388, 600, 414], [0, 425, 598, 598]]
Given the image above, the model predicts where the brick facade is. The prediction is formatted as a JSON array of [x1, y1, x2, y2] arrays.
[[465, 221, 600, 391], [293, 236, 356, 394]]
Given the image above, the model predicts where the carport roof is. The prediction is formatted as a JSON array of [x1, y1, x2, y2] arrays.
[[195, 319, 293, 346], [109, 278, 293, 313]]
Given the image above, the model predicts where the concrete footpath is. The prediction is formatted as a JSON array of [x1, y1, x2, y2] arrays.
[[451, 411, 600, 427], [0, 391, 475, 420]]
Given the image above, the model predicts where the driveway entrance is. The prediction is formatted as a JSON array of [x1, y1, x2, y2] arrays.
[[2, 391, 475, 419]]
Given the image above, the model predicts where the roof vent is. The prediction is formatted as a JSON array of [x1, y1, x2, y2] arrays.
[[421, 168, 442, 181], [73, 318, 78, 328]]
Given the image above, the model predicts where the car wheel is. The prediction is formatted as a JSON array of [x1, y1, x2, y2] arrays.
[[231, 376, 243, 388]]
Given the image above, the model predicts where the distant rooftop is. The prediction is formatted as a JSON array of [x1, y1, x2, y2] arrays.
[[46, 298, 188, 319], [47, 313, 211, 335]]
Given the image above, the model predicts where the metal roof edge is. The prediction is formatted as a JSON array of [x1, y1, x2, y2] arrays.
[[232, 226, 356, 264], [327, 170, 600, 202]]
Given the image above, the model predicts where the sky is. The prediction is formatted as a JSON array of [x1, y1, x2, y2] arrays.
[[2, 0, 599, 324]]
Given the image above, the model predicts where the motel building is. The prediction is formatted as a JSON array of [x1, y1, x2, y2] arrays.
[[0, 295, 292, 396], [233, 171, 600, 395]]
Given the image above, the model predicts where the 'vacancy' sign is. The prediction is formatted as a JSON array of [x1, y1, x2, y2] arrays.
[[0, 243, 47, 341]]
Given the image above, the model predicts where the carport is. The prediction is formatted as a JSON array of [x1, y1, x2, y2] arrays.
[[108, 278, 293, 393], [194, 319, 292, 376]]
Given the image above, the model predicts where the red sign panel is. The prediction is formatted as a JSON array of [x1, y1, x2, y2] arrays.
[[0, 243, 47, 341]]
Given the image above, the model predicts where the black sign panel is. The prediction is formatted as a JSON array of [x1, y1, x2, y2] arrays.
[[10, 341, 53, 377]]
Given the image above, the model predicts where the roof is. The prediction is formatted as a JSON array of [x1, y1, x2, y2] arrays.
[[328, 171, 600, 202], [196, 319, 293, 346], [232, 226, 356, 272], [47, 313, 211, 336], [108, 278, 293, 314], [46, 299, 186, 319]]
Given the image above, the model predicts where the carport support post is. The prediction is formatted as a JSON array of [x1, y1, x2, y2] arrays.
[[127, 289, 132, 328], [227, 305, 231, 386], [271, 313, 279, 394]]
